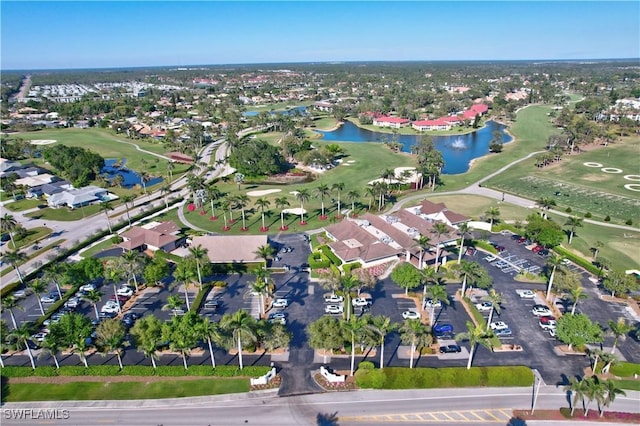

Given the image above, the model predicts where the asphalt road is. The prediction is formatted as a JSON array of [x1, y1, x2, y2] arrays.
[[2, 387, 639, 425]]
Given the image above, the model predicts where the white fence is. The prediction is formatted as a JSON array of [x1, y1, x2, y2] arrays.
[[320, 366, 345, 383], [250, 367, 277, 386]]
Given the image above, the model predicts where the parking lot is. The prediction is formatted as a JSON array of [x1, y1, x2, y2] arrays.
[[3, 231, 638, 384]]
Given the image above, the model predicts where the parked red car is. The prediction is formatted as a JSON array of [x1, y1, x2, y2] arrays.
[[532, 245, 545, 253], [109, 294, 130, 304]]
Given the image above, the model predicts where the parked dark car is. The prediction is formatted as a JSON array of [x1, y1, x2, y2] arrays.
[[511, 234, 522, 241], [433, 323, 454, 338], [439, 344, 462, 354]]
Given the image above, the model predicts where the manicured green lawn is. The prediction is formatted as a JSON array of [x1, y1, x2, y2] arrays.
[[16, 128, 190, 178], [311, 116, 339, 130], [485, 138, 640, 224], [2, 198, 44, 212], [4, 378, 249, 401], [183, 140, 416, 233], [7, 227, 52, 250], [425, 194, 532, 221], [26, 203, 104, 221]]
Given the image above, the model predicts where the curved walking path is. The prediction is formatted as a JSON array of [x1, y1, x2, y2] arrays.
[[113, 138, 174, 161]]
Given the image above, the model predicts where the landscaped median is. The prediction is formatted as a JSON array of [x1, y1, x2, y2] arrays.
[[0, 365, 270, 402], [354, 363, 534, 389]]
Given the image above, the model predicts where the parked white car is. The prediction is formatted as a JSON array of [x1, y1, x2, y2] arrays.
[[101, 301, 120, 314], [272, 298, 289, 309], [352, 297, 371, 307], [116, 286, 134, 297], [79, 283, 96, 293], [324, 294, 344, 304], [325, 305, 343, 314], [475, 302, 493, 311], [531, 305, 553, 317], [490, 321, 509, 331], [64, 297, 80, 309], [516, 289, 535, 299], [402, 310, 421, 320], [424, 299, 442, 308]]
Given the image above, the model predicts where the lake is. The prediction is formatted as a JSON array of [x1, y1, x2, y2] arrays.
[[102, 159, 163, 188], [243, 106, 308, 117], [316, 120, 512, 174]]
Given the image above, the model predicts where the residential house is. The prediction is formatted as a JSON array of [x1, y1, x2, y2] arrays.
[[47, 185, 108, 209], [373, 116, 410, 128], [412, 119, 452, 131]]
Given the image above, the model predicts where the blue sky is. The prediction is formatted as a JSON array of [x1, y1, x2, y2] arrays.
[[1, 1, 639, 70]]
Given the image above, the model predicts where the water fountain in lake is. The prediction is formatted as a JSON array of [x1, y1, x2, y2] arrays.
[[450, 137, 467, 150]]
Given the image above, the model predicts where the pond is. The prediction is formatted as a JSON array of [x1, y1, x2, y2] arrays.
[[316, 120, 512, 174], [102, 159, 163, 188]]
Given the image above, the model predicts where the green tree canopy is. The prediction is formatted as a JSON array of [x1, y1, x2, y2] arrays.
[[391, 263, 422, 295], [43, 145, 104, 186], [524, 214, 564, 247], [228, 138, 287, 176], [556, 313, 603, 349]]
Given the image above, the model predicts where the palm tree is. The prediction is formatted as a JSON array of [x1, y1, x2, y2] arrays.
[[425, 284, 449, 325], [564, 377, 590, 416], [332, 182, 345, 218], [346, 190, 359, 218], [255, 197, 271, 231], [485, 289, 504, 331], [249, 276, 268, 317], [537, 197, 556, 219], [163, 294, 186, 316], [166, 161, 175, 183], [160, 184, 172, 209], [588, 347, 607, 374], [431, 222, 449, 272], [295, 188, 311, 224], [130, 315, 163, 369], [198, 317, 222, 369], [220, 197, 231, 230], [28, 278, 48, 315], [399, 319, 432, 369], [275, 196, 290, 230], [9, 323, 36, 369], [235, 194, 250, 230], [188, 244, 208, 286], [591, 241, 604, 261], [39, 334, 61, 369], [1, 213, 18, 248], [254, 244, 275, 269], [78, 287, 100, 319], [220, 310, 257, 370], [121, 250, 143, 292], [600, 379, 626, 417], [43, 263, 67, 299], [600, 352, 619, 374], [3, 249, 27, 283], [453, 260, 482, 297], [366, 315, 396, 370], [342, 317, 365, 376], [455, 321, 494, 369], [565, 216, 583, 245], [120, 194, 135, 227], [100, 201, 114, 234], [416, 235, 431, 270], [1, 295, 23, 329], [568, 285, 588, 315], [315, 184, 331, 219], [583, 376, 606, 417], [96, 318, 127, 370], [607, 318, 632, 354], [364, 185, 376, 211], [456, 222, 470, 264], [485, 207, 501, 231], [207, 186, 222, 220], [140, 171, 150, 194], [545, 254, 565, 301], [339, 274, 360, 321]]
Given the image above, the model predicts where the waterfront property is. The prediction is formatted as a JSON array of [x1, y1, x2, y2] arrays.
[[47, 185, 112, 209]]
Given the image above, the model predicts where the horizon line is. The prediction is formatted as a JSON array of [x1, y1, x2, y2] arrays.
[[3, 57, 640, 73]]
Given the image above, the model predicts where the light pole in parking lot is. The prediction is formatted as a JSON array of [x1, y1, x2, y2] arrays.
[[531, 368, 543, 414]]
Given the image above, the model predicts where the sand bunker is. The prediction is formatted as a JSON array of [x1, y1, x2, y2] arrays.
[[30, 140, 57, 145], [246, 189, 282, 197], [282, 208, 307, 215], [289, 191, 299, 196]]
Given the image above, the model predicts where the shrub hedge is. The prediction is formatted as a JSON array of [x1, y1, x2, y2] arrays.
[[473, 240, 498, 254], [192, 283, 212, 312], [343, 262, 362, 275], [308, 252, 330, 269], [319, 245, 343, 266], [355, 366, 533, 389], [0, 365, 270, 378], [553, 246, 600, 276]]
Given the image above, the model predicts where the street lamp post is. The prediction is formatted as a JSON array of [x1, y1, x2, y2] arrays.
[[531, 369, 543, 414]]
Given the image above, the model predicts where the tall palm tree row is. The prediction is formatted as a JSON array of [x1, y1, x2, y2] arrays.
[[255, 197, 271, 232], [275, 196, 290, 230], [295, 188, 311, 225]]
